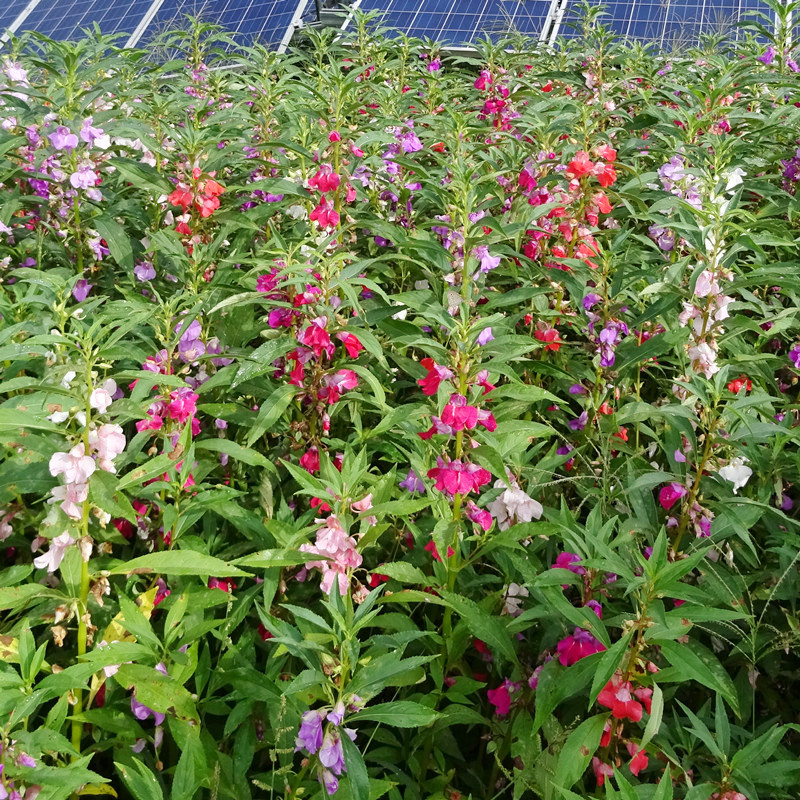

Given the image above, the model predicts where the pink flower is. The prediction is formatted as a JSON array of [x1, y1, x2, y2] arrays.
[[319, 369, 358, 404], [49, 443, 96, 484], [465, 501, 493, 531], [300, 447, 320, 473], [308, 164, 341, 194], [166, 388, 198, 423], [658, 482, 688, 510], [49, 483, 89, 519], [592, 757, 614, 787], [309, 196, 340, 228], [89, 379, 117, 413]]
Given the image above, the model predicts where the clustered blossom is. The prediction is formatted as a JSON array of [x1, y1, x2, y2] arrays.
[[295, 701, 359, 795], [300, 515, 363, 595]]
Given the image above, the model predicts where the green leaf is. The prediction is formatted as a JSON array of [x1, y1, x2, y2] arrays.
[[352, 701, 440, 728], [341, 729, 370, 800], [93, 215, 134, 272], [659, 640, 739, 716], [89, 470, 137, 524], [115, 759, 164, 800], [373, 562, 428, 584], [0, 584, 60, 613], [108, 551, 246, 577], [114, 664, 198, 724], [233, 549, 311, 569], [439, 590, 518, 665], [195, 438, 268, 467], [117, 453, 178, 490], [552, 714, 608, 789], [639, 683, 663, 750], [245, 383, 297, 445], [232, 339, 295, 388]]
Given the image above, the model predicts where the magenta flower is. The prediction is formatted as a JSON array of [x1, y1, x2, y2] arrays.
[[658, 482, 688, 510], [556, 628, 606, 666], [487, 684, 511, 716]]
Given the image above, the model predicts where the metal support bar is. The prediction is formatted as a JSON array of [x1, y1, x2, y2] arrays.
[[124, 0, 166, 48], [1, 0, 44, 45]]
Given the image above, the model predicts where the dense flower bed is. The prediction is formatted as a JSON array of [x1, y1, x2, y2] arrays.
[[2, 9, 800, 799]]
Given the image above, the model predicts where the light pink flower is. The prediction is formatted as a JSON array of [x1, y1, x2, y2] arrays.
[[49, 482, 88, 519], [49, 443, 96, 484], [33, 532, 76, 572], [89, 424, 126, 472]]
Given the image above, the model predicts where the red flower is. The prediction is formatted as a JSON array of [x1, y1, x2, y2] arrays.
[[597, 674, 644, 722], [534, 328, 561, 352], [300, 446, 320, 474], [209, 577, 237, 592], [595, 144, 617, 162], [418, 357, 453, 395], [592, 757, 614, 787], [337, 332, 364, 358], [727, 376, 751, 394], [310, 497, 331, 513], [424, 538, 454, 562], [257, 623, 274, 641], [627, 742, 648, 776], [566, 150, 594, 179], [168, 187, 192, 210], [593, 162, 617, 188], [301, 317, 334, 360]]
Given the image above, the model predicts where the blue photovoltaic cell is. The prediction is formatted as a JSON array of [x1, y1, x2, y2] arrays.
[[15, 0, 156, 40], [3, 0, 774, 51], [143, 0, 301, 45], [319, 0, 553, 44], [556, 0, 764, 42]]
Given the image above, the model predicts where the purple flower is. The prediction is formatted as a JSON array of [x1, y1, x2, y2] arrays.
[[569, 411, 588, 431], [757, 45, 776, 65], [398, 129, 423, 153], [320, 769, 338, 795], [582, 293, 602, 311], [399, 469, 425, 494], [176, 318, 205, 362], [72, 279, 92, 302], [326, 701, 345, 726], [131, 695, 165, 727], [569, 384, 588, 395], [474, 244, 501, 273], [215, 418, 228, 430], [50, 126, 78, 151], [295, 709, 326, 754], [428, 58, 442, 72], [790, 344, 800, 369], [70, 165, 98, 190], [319, 730, 347, 775], [134, 262, 156, 281], [477, 327, 494, 346]]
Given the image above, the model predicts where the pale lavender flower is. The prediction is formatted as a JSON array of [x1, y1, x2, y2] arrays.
[[50, 126, 78, 151], [399, 469, 425, 494], [757, 46, 776, 65], [477, 327, 494, 346], [134, 262, 156, 281], [569, 411, 588, 431], [295, 709, 326, 754]]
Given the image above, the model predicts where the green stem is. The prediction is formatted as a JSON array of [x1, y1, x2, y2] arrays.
[[71, 556, 90, 755]]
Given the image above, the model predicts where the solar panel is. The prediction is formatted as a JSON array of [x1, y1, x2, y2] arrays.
[[0, 0, 775, 51], [143, 0, 302, 45], [10, 0, 159, 41]]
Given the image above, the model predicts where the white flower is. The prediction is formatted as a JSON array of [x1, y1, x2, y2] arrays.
[[487, 481, 543, 530], [33, 532, 76, 573], [718, 457, 752, 494], [47, 410, 69, 424], [503, 583, 529, 617], [61, 371, 77, 388], [688, 342, 719, 379]]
